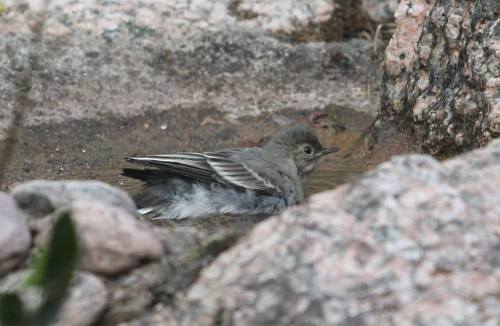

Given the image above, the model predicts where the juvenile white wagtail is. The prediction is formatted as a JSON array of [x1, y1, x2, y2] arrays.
[[122, 124, 338, 220]]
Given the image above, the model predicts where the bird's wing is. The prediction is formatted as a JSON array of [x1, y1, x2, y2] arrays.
[[125, 150, 278, 194], [125, 153, 216, 183], [204, 150, 277, 193]]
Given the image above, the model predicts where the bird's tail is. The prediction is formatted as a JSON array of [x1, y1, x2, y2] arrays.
[[121, 168, 156, 181]]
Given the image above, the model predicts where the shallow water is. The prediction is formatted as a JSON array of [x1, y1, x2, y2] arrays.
[[96, 130, 370, 199], [99, 107, 378, 199], [3, 105, 394, 211]]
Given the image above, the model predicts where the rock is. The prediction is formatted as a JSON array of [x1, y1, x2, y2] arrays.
[[231, 0, 336, 40], [57, 273, 109, 326], [97, 220, 248, 324], [1, 0, 365, 42], [101, 260, 174, 325], [362, 0, 398, 23], [86, 218, 246, 325], [377, 0, 500, 153], [175, 139, 500, 325], [0, 270, 108, 326], [0, 192, 31, 276], [11, 180, 136, 217], [36, 201, 163, 275]]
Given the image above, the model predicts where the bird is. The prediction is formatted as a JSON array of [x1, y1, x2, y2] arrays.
[[122, 124, 338, 221]]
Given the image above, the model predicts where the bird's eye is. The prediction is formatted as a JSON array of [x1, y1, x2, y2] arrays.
[[303, 145, 313, 155]]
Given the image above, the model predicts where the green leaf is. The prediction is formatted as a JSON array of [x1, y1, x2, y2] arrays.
[[25, 247, 49, 287], [27, 213, 79, 289], [0, 293, 26, 326], [26, 212, 80, 326]]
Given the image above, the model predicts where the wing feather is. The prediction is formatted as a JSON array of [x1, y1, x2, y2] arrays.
[[126, 150, 278, 194], [205, 152, 277, 192], [126, 153, 216, 183]]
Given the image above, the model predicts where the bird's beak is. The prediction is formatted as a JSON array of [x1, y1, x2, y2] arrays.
[[319, 146, 339, 156]]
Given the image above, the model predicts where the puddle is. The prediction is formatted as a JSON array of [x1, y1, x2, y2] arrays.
[[1, 105, 406, 215], [107, 107, 377, 198]]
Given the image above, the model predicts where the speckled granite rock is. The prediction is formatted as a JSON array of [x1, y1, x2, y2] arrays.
[[0, 192, 31, 276], [0, 271, 108, 326], [11, 180, 137, 217], [378, 0, 500, 153], [231, 0, 335, 41], [2, 0, 367, 41], [174, 138, 500, 325]]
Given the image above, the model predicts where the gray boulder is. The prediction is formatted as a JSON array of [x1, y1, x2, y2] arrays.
[[175, 138, 500, 325], [11, 180, 136, 217]]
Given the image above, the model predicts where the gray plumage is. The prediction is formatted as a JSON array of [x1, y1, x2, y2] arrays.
[[122, 124, 338, 220]]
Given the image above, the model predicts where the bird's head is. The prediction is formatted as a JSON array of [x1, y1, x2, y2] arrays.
[[264, 124, 339, 177]]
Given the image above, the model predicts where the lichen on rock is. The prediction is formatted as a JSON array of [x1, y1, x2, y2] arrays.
[[378, 0, 500, 154]]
